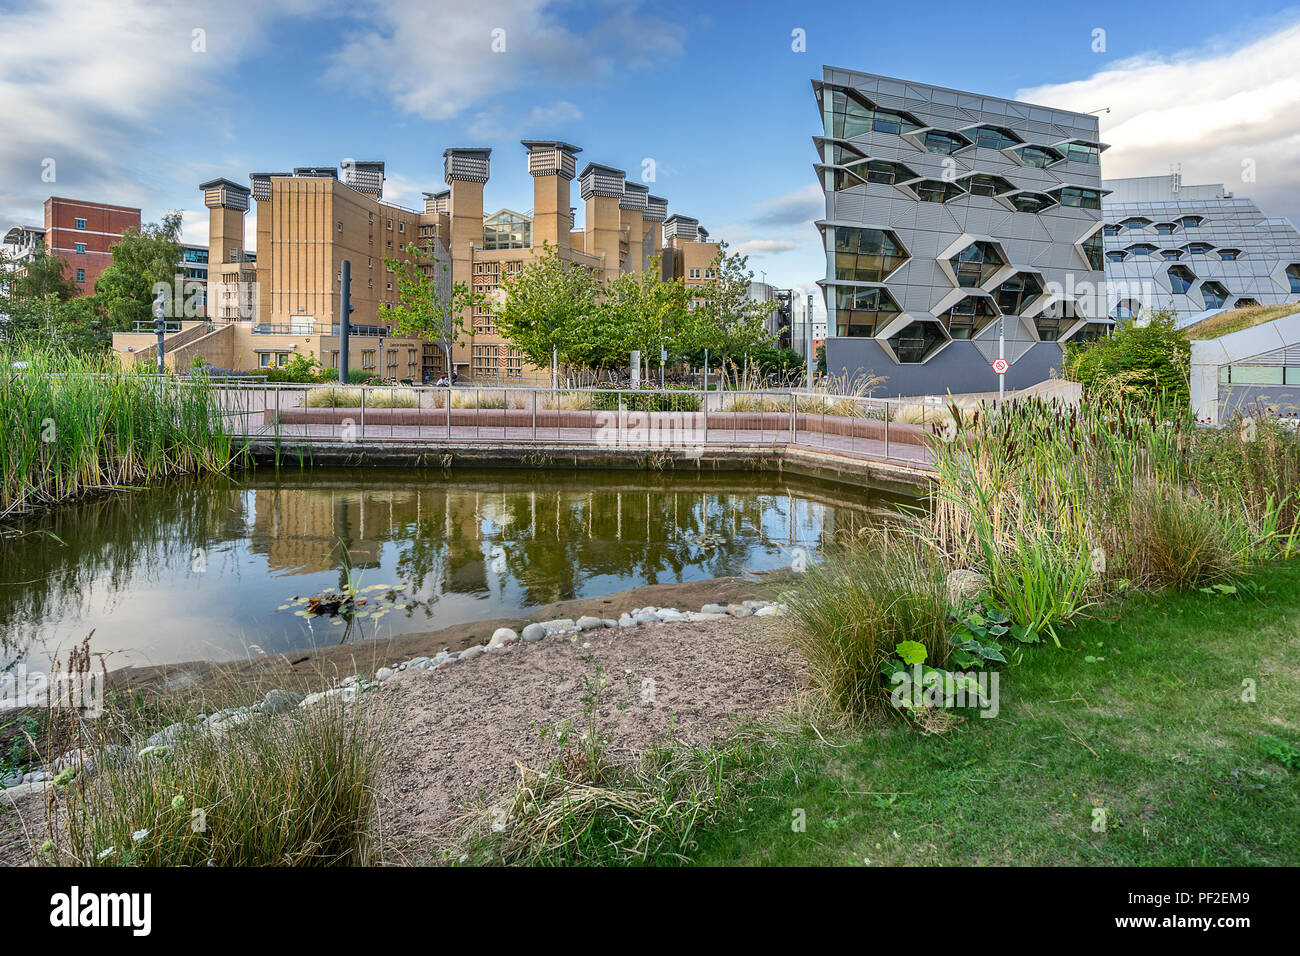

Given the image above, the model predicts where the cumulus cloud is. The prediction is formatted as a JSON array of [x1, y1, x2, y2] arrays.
[[326, 0, 684, 121], [733, 238, 798, 255], [1017, 18, 1300, 225], [751, 182, 823, 228], [467, 101, 583, 142]]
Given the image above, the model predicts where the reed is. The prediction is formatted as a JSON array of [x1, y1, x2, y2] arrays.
[[0, 344, 235, 518]]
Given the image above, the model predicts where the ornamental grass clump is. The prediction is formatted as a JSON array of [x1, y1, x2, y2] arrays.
[[782, 532, 950, 723]]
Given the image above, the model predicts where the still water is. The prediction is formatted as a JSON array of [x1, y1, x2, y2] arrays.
[[1, 468, 885, 671]]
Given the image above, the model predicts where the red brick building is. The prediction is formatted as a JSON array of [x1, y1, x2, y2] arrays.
[[43, 197, 141, 294]]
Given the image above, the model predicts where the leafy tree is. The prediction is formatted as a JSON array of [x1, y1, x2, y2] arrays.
[[94, 212, 184, 331], [378, 242, 483, 374], [687, 241, 779, 369], [1063, 309, 1190, 405], [492, 242, 601, 369], [582, 263, 694, 371]]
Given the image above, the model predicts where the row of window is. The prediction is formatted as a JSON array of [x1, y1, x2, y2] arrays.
[[1104, 216, 1205, 235], [1107, 245, 1241, 262]]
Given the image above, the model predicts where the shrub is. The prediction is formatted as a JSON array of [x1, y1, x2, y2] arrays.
[[1126, 482, 1250, 589], [782, 533, 950, 723], [1063, 309, 1190, 406], [304, 387, 420, 409]]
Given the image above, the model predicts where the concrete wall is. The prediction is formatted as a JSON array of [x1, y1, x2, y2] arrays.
[[827, 337, 1065, 396]]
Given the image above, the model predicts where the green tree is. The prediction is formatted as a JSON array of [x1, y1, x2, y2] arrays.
[[583, 263, 694, 371], [1063, 309, 1191, 405], [492, 242, 601, 370], [94, 212, 184, 331], [378, 242, 483, 375], [688, 242, 779, 371]]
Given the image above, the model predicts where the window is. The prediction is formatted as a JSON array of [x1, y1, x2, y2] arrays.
[[862, 159, 913, 185], [962, 174, 1014, 198], [472, 344, 498, 378], [1200, 281, 1229, 310], [1218, 248, 1241, 261], [832, 168, 866, 191], [823, 142, 867, 165], [399, 222, 405, 233], [386, 240, 392, 249], [1125, 244, 1158, 257], [1010, 192, 1057, 213], [1062, 142, 1101, 164], [1106, 251, 1127, 263], [387, 219, 393, 230], [505, 348, 523, 379], [1081, 232, 1105, 271], [361, 350, 376, 369], [1184, 242, 1213, 255], [689, 268, 701, 279], [76, 268, 85, 283], [1288, 264, 1300, 294], [1161, 249, 1183, 261], [950, 241, 1006, 287], [704, 269, 716, 279], [74, 218, 86, 230], [1016, 145, 1063, 168], [258, 353, 272, 368], [1178, 216, 1204, 228], [1167, 265, 1195, 294], [1055, 186, 1102, 209], [921, 130, 968, 154], [832, 227, 909, 282], [1155, 222, 1179, 235], [833, 286, 900, 337], [941, 296, 999, 338], [913, 179, 965, 203], [337, 221, 343, 232], [1103, 225, 1121, 237], [824, 87, 921, 137], [368, 257, 373, 268], [972, 126, 1021, 150], [887, 320, 948, 363], [1120, 217, 1151, 230], [74, 242, 86, 254], [995, 273, 1045, 315]]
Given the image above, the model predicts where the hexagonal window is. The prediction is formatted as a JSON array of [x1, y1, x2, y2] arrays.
[[831, 168, 867, 191], [1071, 322, 1112, 343], [1288, 264, 1300, 293], [1200, 281, 1229, 310], [994, 272, 1045, 315], [824, 87, 923, 138], [847, 159, 918, 185], [1051, 186, 1103, 209], [1177, 215, 1205, 229], [960, 174, 1016, 198], [822, 141, 867, 165], [1103, 224, 1121, 237], [832, 227, 909, 282], [941, 295, 1000, 339], [950, 241, 1006, 287], [1218, 248, 1242, 261], [1168, 265, 1196, 294], [1060, 141, 1103, 164], [1120, 217, 1152, 230], [1160, 249, 1183, 261], [1106, 251, 1127, 263], [1154, 222, 1179, 235], [1080, 232, 1104, 271], [1036, 300, 1086, 341], [1125, 243, 1158, 257], [1235, 297, 1260, 308], [919, 129, 971, 154], [886, 320, 949, 364], [1014, 144, 1064, 168], [1113, 298, 1143, 321], [1009, 191, 1058, 213], [833, 286, 901, 337], [970, 125, 1023, 150], [1182, 242, 1214, 255], [912, 179, 967, 203]]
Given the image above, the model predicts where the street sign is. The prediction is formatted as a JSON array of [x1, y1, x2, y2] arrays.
[[992, 358, 1010, 375]]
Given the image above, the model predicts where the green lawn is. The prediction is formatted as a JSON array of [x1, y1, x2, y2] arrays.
[[689, 563, 1300, 866]]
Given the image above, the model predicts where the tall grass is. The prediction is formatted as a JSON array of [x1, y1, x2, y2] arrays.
[[782, 532, 950, 723], [0, 343, 234, 517], [44, 697, 382, 867], [303, 386, 420, 409]]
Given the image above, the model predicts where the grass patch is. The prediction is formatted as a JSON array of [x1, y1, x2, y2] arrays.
[[687, 559, 1300, 866], [1185, 303, 1300, 340], [303, 386, 420, 409]]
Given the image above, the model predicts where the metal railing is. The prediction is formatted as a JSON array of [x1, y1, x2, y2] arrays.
[[214, 383, 941, 468]]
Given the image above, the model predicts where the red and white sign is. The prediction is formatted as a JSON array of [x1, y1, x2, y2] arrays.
[[992, 358, 1010, 375]]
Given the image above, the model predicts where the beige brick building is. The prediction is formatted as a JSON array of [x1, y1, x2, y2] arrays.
[[114, 142, 720, 382]]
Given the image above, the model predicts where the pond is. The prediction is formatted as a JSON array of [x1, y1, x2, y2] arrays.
[[1, 468, 891, 672]]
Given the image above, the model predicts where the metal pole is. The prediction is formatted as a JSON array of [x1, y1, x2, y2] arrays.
[[703, 349, 709, 393], [552, 346, 558, 393], [340, 260, 351, 384], [997, 313, 1005, 405], [152, 290, 166, 375]]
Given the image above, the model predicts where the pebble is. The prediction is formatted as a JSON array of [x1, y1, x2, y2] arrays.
[[521, 622, 547, 642]]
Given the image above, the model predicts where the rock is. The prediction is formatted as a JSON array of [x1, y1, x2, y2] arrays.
[[657, 608, 686, 622], [742, 600, 768, 608], [575, 615, 604, 631], [635, 611, 662, 624], [542, 618, 576, 636], [727, 604, 754, 618], [617, 614, 637, 628], [0, 780, 50, 805], [488, 627, 518, 647], [404, 656, 432, 670], [685, 611, 729, 622], [0, 770, 22, 789], [946, 569, 990, 605], [376, 667, 396, 680], [603, 619, 617, 628], [754, 604, 779, 617], [261, 689, 303, 715], [521, 622, 547, 642], [145, 722, 187, 749], [459, 645, 485, 662], [700, 603, 728, 615]]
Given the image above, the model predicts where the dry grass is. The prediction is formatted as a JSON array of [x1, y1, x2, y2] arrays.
[[1185, 303, 1300, 341], [304, 387, 420, 409]]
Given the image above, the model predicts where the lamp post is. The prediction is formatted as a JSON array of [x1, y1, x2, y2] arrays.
[[152, 288, 167, 375]]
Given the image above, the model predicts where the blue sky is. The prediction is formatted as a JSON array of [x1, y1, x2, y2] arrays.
[[4, 0, 1300, 314]]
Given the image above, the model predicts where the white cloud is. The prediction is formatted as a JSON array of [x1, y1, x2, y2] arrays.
[[733, 238, 798, 255], [466, 101, 583, 142], [0, 0, 323, 225], [1016, 18, 1300, 225], [326, 0, 684, 121]]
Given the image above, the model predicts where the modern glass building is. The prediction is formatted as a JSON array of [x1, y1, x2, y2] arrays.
[[814, 66, 1110, 395], [1102, 175, 1300, 326]]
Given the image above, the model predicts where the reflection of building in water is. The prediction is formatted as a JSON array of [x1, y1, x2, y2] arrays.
[[248, 488, 401, 574]]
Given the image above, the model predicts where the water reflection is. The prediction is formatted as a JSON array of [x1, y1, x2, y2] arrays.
[[1, 468, 882, 671]]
